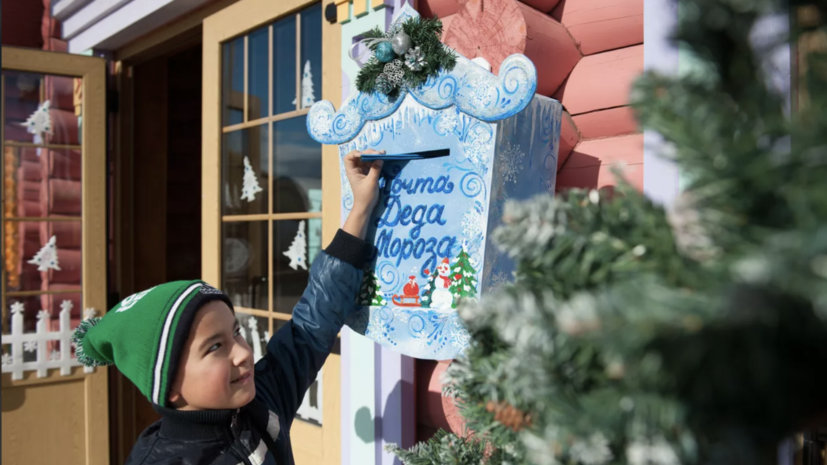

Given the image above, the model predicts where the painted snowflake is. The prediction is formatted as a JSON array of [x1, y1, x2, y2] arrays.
[[461, 209, 485, 241], [37, 310, 51, 320], [449, 318, 471, 351], [437, 111, 458, 134], [10, 302, 24, 315], [23, 341, 37, 353], [2, 353, 11, 366], [49, 350, 61, 362], [469, 78, 495, 106], [491, 270, 509, 288], [462, 123, 493, 167], [498, 140, 525, 183]]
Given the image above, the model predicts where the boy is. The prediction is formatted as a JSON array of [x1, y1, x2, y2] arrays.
[[73, 150, 385, 465]]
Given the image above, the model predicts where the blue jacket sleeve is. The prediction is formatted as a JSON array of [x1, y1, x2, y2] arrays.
[[254, 229, 372, 428]]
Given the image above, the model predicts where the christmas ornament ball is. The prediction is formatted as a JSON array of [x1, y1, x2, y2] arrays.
[[375, 42, 396, 63], [391, 32, 412, 55]]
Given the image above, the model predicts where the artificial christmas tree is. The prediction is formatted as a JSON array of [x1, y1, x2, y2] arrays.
[[388, 0, 827, 463]]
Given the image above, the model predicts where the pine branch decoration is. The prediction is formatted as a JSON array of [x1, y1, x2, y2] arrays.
[[354, 15, 456, 98]]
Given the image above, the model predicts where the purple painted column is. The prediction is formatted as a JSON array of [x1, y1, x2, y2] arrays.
[[642, 0, 680, 206]]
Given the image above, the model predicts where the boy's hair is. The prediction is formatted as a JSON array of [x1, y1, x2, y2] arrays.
[[73, 281, 234, 407]]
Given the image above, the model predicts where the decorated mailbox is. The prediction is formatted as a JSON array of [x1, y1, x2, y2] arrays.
[[307, 5, 562, 360]]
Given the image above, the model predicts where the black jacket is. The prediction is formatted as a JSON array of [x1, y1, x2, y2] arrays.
[[124, 230, 372, 465]]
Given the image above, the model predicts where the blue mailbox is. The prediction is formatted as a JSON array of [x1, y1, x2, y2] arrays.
[[307, 6, 562, 360]]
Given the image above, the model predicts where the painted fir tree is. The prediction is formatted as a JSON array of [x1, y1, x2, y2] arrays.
[[419, 269, 439, 309], [357, 271, 387, 306], [448, 244, 478, 309]]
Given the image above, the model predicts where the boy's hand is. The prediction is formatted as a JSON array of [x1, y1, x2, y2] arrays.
[[343, 150, 384, 239]]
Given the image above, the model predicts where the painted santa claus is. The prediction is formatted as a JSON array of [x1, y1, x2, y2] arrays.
[[430, 257, 454, 311]]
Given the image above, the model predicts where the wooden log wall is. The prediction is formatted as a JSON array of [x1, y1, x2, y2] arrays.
[[419, 0, 645, 438]]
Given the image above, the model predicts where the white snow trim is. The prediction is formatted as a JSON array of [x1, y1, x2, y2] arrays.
[[152, 283, 203, 404], [246, 439, 270, 465]]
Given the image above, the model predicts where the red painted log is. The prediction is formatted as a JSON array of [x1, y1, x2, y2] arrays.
[[42, 149, 82, 181], [40, 178, 81, 216], [441, 13, 456, 31], [519, 0, 562, 13], [572, 106, 639, 139], [44, 75, 75, 111], [442, 0, 581, 96], [558, 110, 580, 170], [416, 360, 466, 434], [46, 109, 80, 146], [556, 133, 643, 191], [42, 248, 81, 284], [552, 0, 643, 56], [19, 180, 41, 202], [419, 0, 466, 18], [19, 160, 42, 182], [39, 221, 82, 249], [554, 44, 643, 115]]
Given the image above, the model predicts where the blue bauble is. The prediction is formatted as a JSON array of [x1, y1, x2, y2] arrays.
[[375, 42, 395, 63]]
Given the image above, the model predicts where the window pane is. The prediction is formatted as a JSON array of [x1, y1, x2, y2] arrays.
[[273, 116, 321, 213], [222, 37, 245, 126], [223, 221, 269, 310], [3, 71, 81, 145], [248, 28, 269, 121], [273, 219, 311, 315], [4, 220, 82, 294], [299, 3, 322, 110], [222, 125, 269, 216], [272, 16, 297, 115], [236, 312, 269, 362]]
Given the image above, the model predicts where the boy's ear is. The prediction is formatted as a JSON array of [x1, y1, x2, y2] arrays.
[[168, 390, 183, 406]]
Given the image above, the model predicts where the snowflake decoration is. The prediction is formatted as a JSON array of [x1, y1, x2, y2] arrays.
[[462, 123, 493, 166], [239, 325, 248, 339], [23, 341, 37, 353], [37, 309, 51, 320], [383, 60, 405, 86], [248, 317, 259, 331], [60, 300, 74, 314], [28, 235, 61, 272], [469, 78, 495, 106], [404, 46, 427, 71], [2, 353, 11, 366], [10, 302, 24, 315], [21, 100, 52, 140], [498, 140, 526, 183], [570, 433, 613, 465], [491, 270, 509, 288], [437, 111, 458, 134], [461, 209, 485, 241], [263, 331, 270, 341], [83, 308, 97, 320], [50, 350, 61, 361]]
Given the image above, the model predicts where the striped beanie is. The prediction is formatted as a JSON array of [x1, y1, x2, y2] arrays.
[[72, 280, 234, 407]]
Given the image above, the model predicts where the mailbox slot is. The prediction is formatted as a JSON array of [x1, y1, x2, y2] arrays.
[[361, 148, 450, 162]]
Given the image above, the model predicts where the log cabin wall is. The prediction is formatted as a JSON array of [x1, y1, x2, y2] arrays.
[[417, 0, 644, 440]]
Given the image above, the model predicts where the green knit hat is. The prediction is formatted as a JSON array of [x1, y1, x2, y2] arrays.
[[72, 280, 234, 407]]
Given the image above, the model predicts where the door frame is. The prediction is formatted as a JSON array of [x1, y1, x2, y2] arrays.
[[201, 1, 342, 463], [1, 46, 109, 465]]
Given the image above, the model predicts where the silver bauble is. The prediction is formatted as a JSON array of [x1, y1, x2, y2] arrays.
[[391, 32, 412, 55]]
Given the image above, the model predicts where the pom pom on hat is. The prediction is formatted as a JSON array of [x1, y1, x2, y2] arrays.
[[72, 317, 112, 367]]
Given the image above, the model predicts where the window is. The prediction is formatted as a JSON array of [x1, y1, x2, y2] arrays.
[[219, 2, 324, 425]]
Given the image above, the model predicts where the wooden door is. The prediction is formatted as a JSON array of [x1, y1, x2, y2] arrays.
[[1, 47, 108, 464], [202, 1, 342, 464]]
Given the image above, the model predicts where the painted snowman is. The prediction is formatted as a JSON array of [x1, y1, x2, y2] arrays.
[[430, 257, 455, 312]]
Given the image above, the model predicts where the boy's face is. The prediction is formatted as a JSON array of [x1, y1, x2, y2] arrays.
[[168, 300, 256, 410]]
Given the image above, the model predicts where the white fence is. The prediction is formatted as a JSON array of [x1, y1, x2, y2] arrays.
[[2, 301, 95, 380]]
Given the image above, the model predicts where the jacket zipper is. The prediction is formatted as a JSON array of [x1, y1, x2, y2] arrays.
[[226, 409, 252, 465]]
